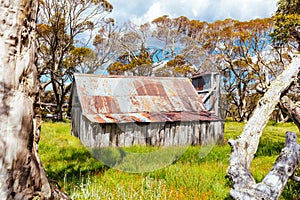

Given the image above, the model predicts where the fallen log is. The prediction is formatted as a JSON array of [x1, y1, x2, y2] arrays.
[[227, 54, 300, 199]]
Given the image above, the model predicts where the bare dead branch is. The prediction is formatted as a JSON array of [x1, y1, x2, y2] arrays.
[[227, 55, 300, 199], [280, 96, 300, 130]]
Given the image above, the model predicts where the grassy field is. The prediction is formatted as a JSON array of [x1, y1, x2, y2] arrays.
[[39, 121, 300, 199]]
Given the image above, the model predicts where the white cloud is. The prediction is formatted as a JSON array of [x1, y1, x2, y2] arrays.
[[108, 0, 277, 25], [209, 0, 277, 21], [132, 2, 163, 25]]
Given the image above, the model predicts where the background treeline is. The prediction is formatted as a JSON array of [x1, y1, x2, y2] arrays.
[[36, 0, 300, 122]]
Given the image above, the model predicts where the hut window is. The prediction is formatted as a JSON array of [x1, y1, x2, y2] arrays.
[[192, 77, 203, 90]]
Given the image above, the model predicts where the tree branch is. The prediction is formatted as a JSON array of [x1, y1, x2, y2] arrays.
[[230, 132, 300, 199], [280, 96, 300, 130], [292, 175, 300, 182], [227, 54, 300, 199]]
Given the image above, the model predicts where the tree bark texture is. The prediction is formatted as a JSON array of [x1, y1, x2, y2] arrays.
[[280, 95, 300, 130], [227, 54, 300, 199], [0, 1, 68, 199]]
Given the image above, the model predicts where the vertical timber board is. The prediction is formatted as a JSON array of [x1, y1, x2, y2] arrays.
[[213, 121, 221, 143], [85, 118, 92, 148], [77, 109, 82, 137], [133, 123, 139, 145], [118, 123, 125, 147], [219, 121, 225, 143], [71, 108, 81, 137], [193, 122, 200, 145], [80, 117, 87, 146], [152, 123, 157, 146], [209, 123, 213, 143], [93, 124, 100, 148], [151, 123, 158, 146], [168, 123, 174, 146], [209, 122, 214, 144], [199, 122, 203, 145], [200, 122, 207, 145], [211, 122, 217, 143], [110, 124, 117, 147], [178, 122, 187, 145], [87, 120, 92, 147], [146, 123, 152, 145], [80, 116, 86, 146], [205, 122, 211, 144], [188, 122, 193, 145], [207, 123, 212, 143], [115, 123, 121, 146], [185, 122, 189, 145], [170, 123, 176, 146], [149, 123, 154, 145], [159, 123, 165, 146], [140, 123, 147, 146], [101, 124, 110, 147], [207, 122, 212, 144], [79, 115, 83, 141], [156, 123, 161, 145], [164, 122, 170, 147], [174, 122, 180, 146], [71, 86, 80, 137], [124, 123, 133, 147]]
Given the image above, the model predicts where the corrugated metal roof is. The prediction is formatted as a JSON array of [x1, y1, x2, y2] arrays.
[[74, 74, 221, 123]]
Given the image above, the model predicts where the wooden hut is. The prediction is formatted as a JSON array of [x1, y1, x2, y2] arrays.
[[71, 74, 224, 148]]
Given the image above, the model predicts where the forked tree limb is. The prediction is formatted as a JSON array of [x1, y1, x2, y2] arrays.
[[280, 96, 300, 130], [227, 54, 300, 199]]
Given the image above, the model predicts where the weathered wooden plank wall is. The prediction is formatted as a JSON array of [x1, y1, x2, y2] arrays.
[[71, 112, 224, 148]]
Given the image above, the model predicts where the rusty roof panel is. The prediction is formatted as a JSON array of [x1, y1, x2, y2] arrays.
[[74, 74, 220, 123]]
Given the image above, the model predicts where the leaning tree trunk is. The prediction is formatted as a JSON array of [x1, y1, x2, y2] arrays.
[[0, 1, 68, 199], [227, 54, 300, 199]]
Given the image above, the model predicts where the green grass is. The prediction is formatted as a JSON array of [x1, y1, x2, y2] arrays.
[[39, 121, 299, 199]]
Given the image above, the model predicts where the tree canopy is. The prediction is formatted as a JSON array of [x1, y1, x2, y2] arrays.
[[37, 0, 298, 122], [37, 0, 113, 120], [271, 0, 300, 51]]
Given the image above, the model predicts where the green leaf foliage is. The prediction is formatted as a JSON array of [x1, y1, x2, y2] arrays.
[[271, 0, 300, 50]]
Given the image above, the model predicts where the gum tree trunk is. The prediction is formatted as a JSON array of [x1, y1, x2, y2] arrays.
[[280, 95, 300, 130], [0, 0, 68, 199], [227, 55, 300, 199]]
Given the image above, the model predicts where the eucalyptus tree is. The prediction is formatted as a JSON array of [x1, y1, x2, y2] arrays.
[[107, 21, 160, 76], [271, 0, 300, 121], [272, 0, 300, 51], [201, 18, 291, 121], [0, 0, 68, 199], [67, 47, 99, 74], [37, 0, 113, 120], [93, 17, 125, 73]]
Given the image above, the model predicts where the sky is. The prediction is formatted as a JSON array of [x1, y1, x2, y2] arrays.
[[107, 0, 278, 25]]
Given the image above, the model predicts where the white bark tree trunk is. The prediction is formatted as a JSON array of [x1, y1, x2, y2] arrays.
[[227, 54, 300, 199], [280, 95, 300, 130], [0, 1, 69, 199]]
